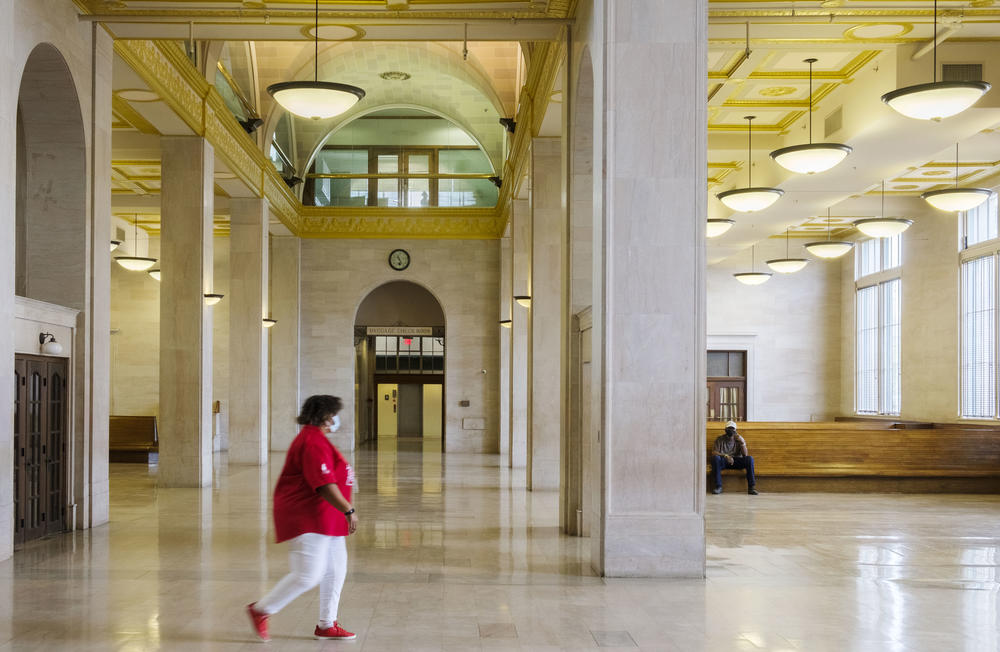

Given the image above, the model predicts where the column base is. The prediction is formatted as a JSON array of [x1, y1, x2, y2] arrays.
[[599, 513, 704, 577]]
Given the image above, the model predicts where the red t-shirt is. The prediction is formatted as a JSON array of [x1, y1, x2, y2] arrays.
[[273, 425, 354, 543]]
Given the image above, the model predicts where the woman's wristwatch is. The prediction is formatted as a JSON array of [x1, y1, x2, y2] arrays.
[[343, 507, 355, 516]]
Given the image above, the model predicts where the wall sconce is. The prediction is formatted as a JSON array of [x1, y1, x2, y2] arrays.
[[110, 240, 122, 252], [39, 333, 63, 355], [499, 117, 516, 133], [514, 295, 531, 308], [489, 176, 502, 188], [204, 293, 224, 306], [263, 318, 278, 328], [239, 117, 264, 134], [283, 175, 303, 188], [148, 269, 161, 281], [499, 319, 512, 328]]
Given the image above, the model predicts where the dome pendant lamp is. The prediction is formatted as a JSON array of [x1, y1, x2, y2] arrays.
[[855, 181, 913, 237], [766, 228, 809, 273], [266, 0, 365, 120], [734, 245, 773, 285], [921, 143, 993, 212], [716, 116, 784, 212], [805, 208, 853, 259], [114, 214, 157, 271], [770, 58, 852, 174], [706, 218, 735, 238], [881, 0, 990, 120]]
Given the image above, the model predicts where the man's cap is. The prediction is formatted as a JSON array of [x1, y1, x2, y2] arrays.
[[725, 420, 737, 430]]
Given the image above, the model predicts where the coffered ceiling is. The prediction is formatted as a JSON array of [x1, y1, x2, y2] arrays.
[[81, 0, 1000, 255]]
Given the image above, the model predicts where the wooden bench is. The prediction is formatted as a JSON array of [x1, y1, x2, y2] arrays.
[[706, 421, 1000, 493], [110, 415, 158, 463]]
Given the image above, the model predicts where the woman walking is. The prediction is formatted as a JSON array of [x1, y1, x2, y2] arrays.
[[247, 395, 358, 641]]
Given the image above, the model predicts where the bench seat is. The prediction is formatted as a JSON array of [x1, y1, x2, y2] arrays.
[[706, 421, 1000, 493], [110, 415, 158, 463]]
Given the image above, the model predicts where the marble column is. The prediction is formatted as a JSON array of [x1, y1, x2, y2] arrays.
[[499, 230, 512, 461], [529, 137, 565, 491], [593, 0, 707, 577], [228, 198, 269, 465], [158, 136, 214, 487], [269, 235, 300, 451], [510, 197, 531, 469]]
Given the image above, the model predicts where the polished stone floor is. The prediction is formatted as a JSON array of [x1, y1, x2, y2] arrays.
[[2, 437, 999, 651]]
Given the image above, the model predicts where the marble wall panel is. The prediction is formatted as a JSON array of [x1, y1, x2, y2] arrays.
[[269, 236, 301, 451], [707, 253, 842, 421], [300, 238, 500, 452]]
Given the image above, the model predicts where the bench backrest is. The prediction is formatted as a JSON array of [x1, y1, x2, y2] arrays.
[[109, 415, 158, 447], [706, 421, 1000, 476]]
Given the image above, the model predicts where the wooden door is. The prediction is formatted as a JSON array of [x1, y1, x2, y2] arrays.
[[707, 350, 747, 421], [13, 355, 67, 546]]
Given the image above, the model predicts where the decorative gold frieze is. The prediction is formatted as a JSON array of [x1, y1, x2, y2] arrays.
[[298, 207, 504, 239]]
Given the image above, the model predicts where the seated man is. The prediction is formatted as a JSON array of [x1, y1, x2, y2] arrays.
[[710, 421, 758, 495]]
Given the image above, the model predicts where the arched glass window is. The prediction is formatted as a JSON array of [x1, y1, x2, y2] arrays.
[[305, 108, 497, 208]]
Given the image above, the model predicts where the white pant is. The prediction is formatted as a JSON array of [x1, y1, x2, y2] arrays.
[[256, 533, 348, 627]]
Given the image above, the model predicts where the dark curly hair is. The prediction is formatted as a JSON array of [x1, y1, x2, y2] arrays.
[[296, 395, 343, 426]]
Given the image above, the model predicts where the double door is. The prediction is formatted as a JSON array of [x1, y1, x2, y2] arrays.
[[14, 356, 68, 546]]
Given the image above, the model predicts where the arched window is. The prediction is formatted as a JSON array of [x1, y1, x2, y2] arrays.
[[304, 108, 497, 208]]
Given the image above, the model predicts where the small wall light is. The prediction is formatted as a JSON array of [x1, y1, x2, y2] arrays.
[[263, 318, 278, 328], [514, 295, 531, 308], [499, 319, 512, 328], [148, 269, 161, 281], [204, 293, 224, 306], [39, 333, 63, 355]]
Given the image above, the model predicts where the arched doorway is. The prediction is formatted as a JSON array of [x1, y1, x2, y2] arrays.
[[13, 43, 88, 547], [353, 281, 446, 447]]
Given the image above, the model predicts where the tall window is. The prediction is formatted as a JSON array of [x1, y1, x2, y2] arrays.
[[960, 193, 1000, 418], [855, 235, 902, 415]]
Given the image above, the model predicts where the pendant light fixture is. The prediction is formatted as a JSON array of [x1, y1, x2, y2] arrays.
[[707, 218, 735, 238], [921, 143, 993, 212], [514, 295, 531, 308], [263, 318, 278, 328], [114, 214, 157, 271], [766, 229, 808, 273], [770, 58, 852, 174], [855, 181, 913, 237], [881, 0, 990, 120], [734, 245, 773, 285], [805, 208, 853, 259], [717, 116, 784, 212], [266, 0, 365, 120], [148, 269, 161, 281], [203, 293, 224, 306], [110, 240, 122, 252], [499, 319, 512, 328]]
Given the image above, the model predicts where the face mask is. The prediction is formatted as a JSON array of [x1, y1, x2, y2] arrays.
[[329, 415, 341, 433]]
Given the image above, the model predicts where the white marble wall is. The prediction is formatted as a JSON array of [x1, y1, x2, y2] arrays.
[[228, 199, 269, 465], [110, 236, 231, 447], [158, 137, 214, 487], [529, 137, 564, 491], [299, 238, 500, 452], [837, 199, 960, 421], [708, 253, 842, 421], [510, 198, 531, 468], [586, 0, 707, 577], [269, 236, 301, 450], [1, 0, 115, 557]]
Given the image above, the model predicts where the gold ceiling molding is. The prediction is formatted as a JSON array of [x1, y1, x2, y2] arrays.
[[495, 35, 567, 220], [111, 95, 159, 134], [114, 39, 302, 234], [709, 111, 805, 133], [297, 207, 505, 239]]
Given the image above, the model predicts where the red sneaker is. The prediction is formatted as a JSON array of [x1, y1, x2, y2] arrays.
[[246, 603, 270, 642], [314, 622, 357, 640]]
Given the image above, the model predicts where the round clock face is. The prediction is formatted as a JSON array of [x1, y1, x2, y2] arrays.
[[388, 248, 410, 271]]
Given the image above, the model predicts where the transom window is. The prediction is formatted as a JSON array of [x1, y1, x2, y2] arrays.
[[374, 336, 444, 374]]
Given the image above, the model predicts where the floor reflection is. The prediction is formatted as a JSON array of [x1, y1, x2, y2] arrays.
[[2, 448, 999, 650]]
